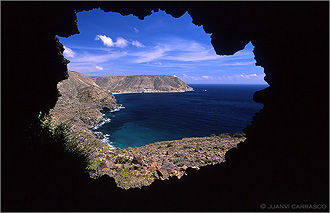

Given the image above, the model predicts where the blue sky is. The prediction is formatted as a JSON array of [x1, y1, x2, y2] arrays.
[[59, 9, 266, 84]]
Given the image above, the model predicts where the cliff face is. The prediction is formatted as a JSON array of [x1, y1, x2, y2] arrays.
[[52, 70, 117, 129], [90, 75, 193, 94]]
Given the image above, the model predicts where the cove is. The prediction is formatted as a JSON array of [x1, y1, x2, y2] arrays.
[[95, 84, 267, 148]]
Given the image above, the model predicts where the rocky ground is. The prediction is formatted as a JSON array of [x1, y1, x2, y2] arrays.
[[91, 134, 245, 189]]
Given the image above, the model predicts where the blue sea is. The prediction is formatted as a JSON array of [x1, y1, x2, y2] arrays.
[[95, 84, 268, 149]]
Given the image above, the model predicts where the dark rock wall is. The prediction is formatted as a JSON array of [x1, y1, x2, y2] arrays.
[[2, 1, 328, 211]]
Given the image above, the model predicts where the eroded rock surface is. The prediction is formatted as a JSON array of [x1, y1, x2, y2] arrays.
[[91, 135, 245, 189]]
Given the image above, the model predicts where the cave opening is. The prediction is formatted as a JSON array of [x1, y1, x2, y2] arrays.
[[53, 8, 268, 189], [3, 1, 328, 211]]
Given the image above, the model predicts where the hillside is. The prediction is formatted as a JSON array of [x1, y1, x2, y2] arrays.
[[90, 75, 193, 94], [52, 70, 117, 129], [50, 71, 118, 161]]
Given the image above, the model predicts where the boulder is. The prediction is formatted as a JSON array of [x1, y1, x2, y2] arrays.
[[132, 155, 143, 165], [169, 169, 179, 177], [149, 161, 158, 171], [94, 131, 105, 139], [181, 165, 188, 170], [113, 164, 122, 169], [157, 167, 169, 180]]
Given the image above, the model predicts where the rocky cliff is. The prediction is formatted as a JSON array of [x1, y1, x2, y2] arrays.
[[50, 70, 118, 154], [52, 70, 117, 128], [90, 75, 193, 94]]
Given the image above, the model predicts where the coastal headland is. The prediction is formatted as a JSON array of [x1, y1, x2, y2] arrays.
[[90, 75, 194, 94]]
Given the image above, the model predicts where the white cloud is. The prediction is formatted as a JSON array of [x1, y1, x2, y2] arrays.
[[221, 61, 255, 66], [152, 39, 219, 62], [239, 73, 259, 79], [202, 75, 211, 79], [213, 73, 265, 83], [73, 51, 127, 63], [95, 35, 128, 48], [133, 27, 139, 33], [63, 46, 75, 58], [130, 39, 219, 63], [68, 64, 98, 73], [132, 46, 170, 63], [66, 45, 112, 52], [95, 65, 103, 70], [115, 37, 128, 48], [180, 73, 265, 84], [182, 73, 202, 81], [92, 37, 254, 64], [130, 38, 220, 63], [132, 40, 145, 48], [164, 50, 219, 62], [95, 35, 114, 47]]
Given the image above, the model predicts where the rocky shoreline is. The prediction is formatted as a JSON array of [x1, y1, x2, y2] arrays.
[[90, 134, 245, 189]]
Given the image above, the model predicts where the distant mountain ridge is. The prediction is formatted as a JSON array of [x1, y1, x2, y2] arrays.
[[90, 75, 193, 94]]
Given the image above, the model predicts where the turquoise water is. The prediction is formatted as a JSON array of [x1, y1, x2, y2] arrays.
[[95, 84, 268, 148]]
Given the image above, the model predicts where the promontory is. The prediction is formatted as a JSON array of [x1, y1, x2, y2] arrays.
[[90, 75, 194, 94]]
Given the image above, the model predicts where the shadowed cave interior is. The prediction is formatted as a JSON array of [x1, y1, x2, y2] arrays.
[[2, 1, 329, 211]]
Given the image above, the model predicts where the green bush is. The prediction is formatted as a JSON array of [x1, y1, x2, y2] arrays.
[[38, 111, 53, 132], [37, 111, 94, 170], [53, 122, 71, 143], [86, 158, 100, 171]]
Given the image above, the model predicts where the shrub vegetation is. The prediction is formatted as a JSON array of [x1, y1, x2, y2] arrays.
[[38, 111, 99, 170]]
